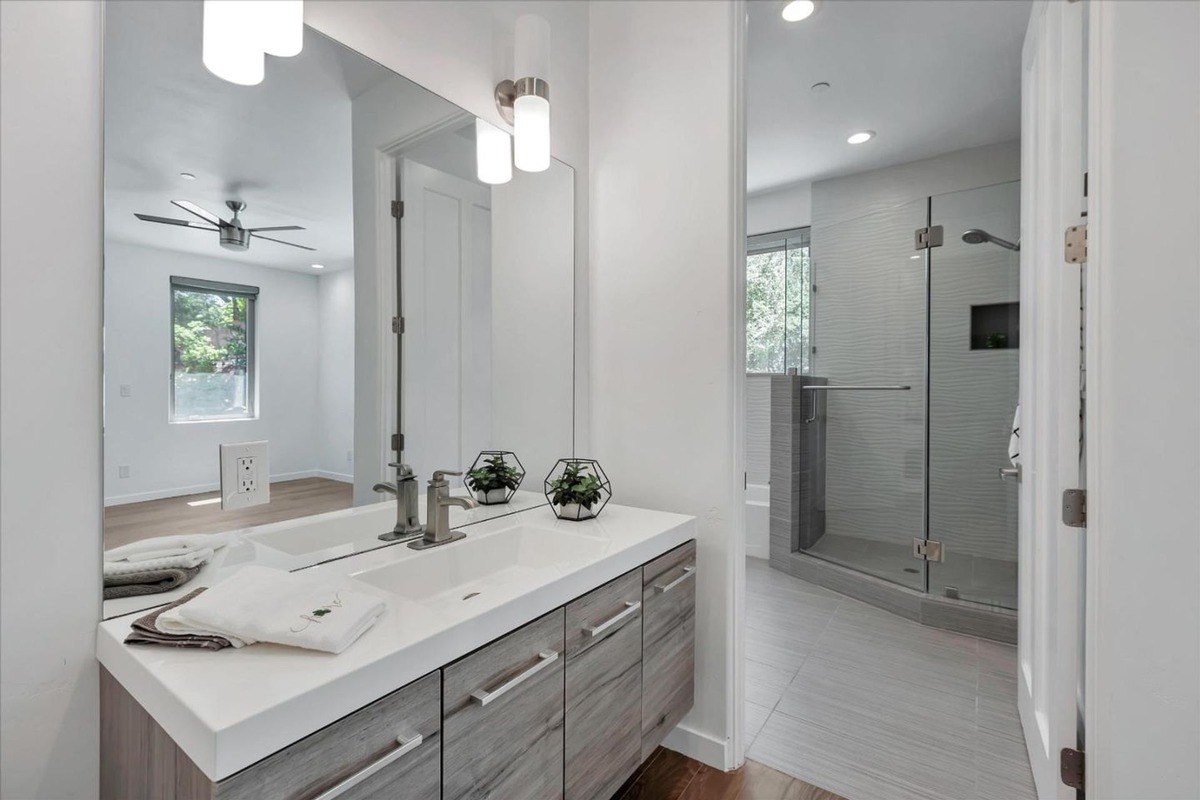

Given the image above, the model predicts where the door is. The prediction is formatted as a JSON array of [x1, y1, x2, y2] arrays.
[[1017, 2, 1087, 797], [399, 158, 492, 478]]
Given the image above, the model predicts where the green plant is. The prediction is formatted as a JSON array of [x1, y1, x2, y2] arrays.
[[548, 461, 604, 509], [986, 332, 1009, 349], [465, 454, 522, 493]]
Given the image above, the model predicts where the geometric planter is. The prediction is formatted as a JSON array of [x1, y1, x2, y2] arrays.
[[543, 458, 611, 521], [465, 450, 525, 506]]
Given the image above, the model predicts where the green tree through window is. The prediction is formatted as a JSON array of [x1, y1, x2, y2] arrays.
[[170, 277, 257, 421], [746, 228, 811, 373]]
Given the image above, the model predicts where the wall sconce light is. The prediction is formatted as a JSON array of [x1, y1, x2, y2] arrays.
[[203, 0, 304, 87], [495, 14, 551, 173], [475, 119, 513, 185]]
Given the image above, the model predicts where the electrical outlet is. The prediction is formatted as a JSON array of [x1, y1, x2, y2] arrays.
[[119, 384, 132, 398], [220, 441, 269, 510], [118, 465, 130, 479], [346, 449, 354, 464]]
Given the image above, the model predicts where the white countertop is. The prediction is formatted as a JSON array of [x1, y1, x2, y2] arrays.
[[96, 502, 695, 781]]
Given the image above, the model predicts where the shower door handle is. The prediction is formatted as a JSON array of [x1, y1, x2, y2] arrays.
[[800, 384, 912, 423]]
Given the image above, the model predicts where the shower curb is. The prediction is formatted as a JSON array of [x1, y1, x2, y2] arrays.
[[767, 550, 1017, 644]]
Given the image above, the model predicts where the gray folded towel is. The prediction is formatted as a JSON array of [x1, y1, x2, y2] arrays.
[[104, 565, 201, 600], [124, 588, 233, 651]]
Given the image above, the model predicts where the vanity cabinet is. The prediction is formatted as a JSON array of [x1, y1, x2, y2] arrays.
[[563, 569, 644, 800], [442, 609, 566, 800], [640, 541, 697, 761]]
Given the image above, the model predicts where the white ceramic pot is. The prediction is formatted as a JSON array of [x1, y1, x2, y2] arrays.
[[557, 502, 594, 521], [475, 488, 509, 505]]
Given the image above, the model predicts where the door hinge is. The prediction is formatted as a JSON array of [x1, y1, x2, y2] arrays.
[[391, 316, 405, 334], [1060, 747, 1085, 790], [1065, 224, 1087, 263], [391, 200, 404, 219], [912, 538, 944, 562], [1062, 489, 1087, 527], [391, 433, 404, 452], [914, 225, 944, 250]]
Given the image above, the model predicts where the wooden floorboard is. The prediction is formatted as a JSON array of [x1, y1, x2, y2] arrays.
[[615, 748, 845, 800], [103, 477, 354, 549]]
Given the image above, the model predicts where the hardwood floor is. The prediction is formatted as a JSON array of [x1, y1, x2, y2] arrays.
[[614, 748, 845, 800], [103, 477, 354, 549]]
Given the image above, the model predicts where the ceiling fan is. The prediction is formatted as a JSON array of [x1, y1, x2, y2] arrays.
[[134, 200, 314, 252]]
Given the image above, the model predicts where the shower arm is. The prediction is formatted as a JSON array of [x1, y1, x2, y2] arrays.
[[799, 384, 912, 424]]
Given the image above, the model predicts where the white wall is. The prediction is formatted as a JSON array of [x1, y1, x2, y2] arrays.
[[746, 180, 811, 235], [103, 241, 323, 503], [590, 0, 743, 769], [0, 2, 103, 797], [0, 3, 589, 796], [316, 270, 355, 480], [1086, 1, 1200, 796]]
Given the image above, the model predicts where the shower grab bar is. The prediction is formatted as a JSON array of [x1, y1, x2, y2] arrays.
[[800, 384, 911, 423]]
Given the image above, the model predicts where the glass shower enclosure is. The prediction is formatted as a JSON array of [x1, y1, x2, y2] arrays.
[[794, 181, 1020, 609]]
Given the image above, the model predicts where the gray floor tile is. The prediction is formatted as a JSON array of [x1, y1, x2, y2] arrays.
[[746, 657, 799, 709], [744, 700, 772, 747]]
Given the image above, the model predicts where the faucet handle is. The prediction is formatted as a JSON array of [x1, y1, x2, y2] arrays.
[[430, 469, 462, 485], [388, 462, 416, 480]]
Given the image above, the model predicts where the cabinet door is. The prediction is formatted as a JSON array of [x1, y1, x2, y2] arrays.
[[641, 540, 697, 761], [564, 569, 643, 800], [443, 609, 565, 800], [215, 671, 440, 800]]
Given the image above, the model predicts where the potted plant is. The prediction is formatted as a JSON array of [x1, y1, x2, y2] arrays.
[[544, 458, 611, 521], [465, 451, 524, 505]]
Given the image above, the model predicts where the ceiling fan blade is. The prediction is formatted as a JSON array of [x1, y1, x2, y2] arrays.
[[250, 233, 316, 251], [135, 213, 218, 230], [171, 200, 224, 226], [247, 225, 305, 232]]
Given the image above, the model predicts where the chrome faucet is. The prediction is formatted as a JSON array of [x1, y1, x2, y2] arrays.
[[408, 470, 478, 550], [373, 462, 424, 542]]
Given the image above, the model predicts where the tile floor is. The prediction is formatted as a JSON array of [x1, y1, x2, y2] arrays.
[[744, 557, 1036, 800]]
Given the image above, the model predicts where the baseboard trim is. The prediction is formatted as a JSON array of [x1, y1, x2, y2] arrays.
[[662, 722, 730, 771], [104, 470, 345, 506]]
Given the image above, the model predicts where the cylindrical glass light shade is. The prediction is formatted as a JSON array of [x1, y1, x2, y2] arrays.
[[202, 1, 265, 86], [253, 0, 304, 58], [513, 94, 550, 173], [476, 119, 513, 185]]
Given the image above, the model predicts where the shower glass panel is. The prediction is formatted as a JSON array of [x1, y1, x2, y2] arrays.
[[928, 181, 1020, 608], [801, 199, 928, 591]]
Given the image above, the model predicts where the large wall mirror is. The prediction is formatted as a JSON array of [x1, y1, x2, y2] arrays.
[[102, 1, 575, 618]]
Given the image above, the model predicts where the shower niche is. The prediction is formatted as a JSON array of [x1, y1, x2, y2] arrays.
[[970, 302, 1020, 350]]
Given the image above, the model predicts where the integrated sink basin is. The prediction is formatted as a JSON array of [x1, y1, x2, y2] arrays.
[[350, 524, 610, 608]]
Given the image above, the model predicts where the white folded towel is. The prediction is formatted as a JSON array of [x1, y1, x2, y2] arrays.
[[1009, 404, 1021, 467], [104, 532, 233, 579], [156, 565, 385, 654]]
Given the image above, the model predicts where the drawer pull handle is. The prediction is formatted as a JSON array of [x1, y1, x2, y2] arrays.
[[584, 601, 642, 638], [311, 732, 423, 800], [470, 651, 559, 707], [654, 565, 696, 594]]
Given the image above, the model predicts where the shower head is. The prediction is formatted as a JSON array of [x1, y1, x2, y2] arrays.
[[961, 228, 1020, 251]]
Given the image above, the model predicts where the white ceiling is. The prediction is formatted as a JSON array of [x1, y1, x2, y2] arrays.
[[747, 0, 1030, 194], [103, 0, 448, 273]]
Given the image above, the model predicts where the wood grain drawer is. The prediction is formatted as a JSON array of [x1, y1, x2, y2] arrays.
[[215, 671, 441, 800], [640, 540, 696, 761], [443, 608, 566, 800], [564, 569, 643, 800]]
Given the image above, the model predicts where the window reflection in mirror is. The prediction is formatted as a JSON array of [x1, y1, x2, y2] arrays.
[[102, 0, 575, 618]]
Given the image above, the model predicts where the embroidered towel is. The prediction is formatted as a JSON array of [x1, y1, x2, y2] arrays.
[[1008, 404, 1021, 467], [156, 565, 385, 654], [104, 531, 233, 578]]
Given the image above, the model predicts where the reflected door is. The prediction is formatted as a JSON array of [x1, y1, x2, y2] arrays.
[[801, 199, 929, 591], [928, 181, 1021, 609]]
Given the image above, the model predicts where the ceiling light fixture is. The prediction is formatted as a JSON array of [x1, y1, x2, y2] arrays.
[[202, 0, 304, 87], [782, 0, 817, 22], [495, 14, 551, 173], [311, 263, 325, 270], [847, 130, 875, 144], [180, 172, 197, 181], [475, 119, 513, 185]]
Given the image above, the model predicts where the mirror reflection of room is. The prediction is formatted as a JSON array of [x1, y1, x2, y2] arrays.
[[101, 1, 573, 616]]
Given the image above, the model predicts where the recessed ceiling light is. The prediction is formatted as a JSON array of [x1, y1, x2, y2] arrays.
[[847, 130, 875, 144], [810, 81, 831, 93], [179, 172, 196, 180], [782, 0, 817, 22], [311, 263, 325, 270]]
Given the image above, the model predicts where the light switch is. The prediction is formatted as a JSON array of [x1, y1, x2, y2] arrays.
[[120, 384, 132, 397]]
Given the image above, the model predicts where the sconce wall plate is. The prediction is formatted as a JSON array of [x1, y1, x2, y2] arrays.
[[495, 77, 549, 126]]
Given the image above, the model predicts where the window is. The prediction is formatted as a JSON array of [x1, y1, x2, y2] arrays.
[[170, 276, 258, 422], [746, 227, 811, 373]]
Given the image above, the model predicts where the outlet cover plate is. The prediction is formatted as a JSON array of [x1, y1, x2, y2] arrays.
[[220, 441, 270, 510]]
